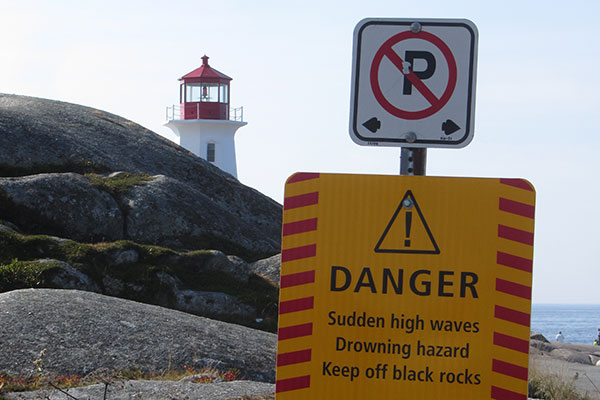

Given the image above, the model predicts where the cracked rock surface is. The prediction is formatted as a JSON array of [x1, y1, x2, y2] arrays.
[[0, 289, 277, 382], [0, 173, 123, 242]]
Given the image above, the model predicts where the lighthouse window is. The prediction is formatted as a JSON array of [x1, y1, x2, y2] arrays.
[[207, 142, 216, 162], [185, 83, 219, 103], [201, 83, 219, 102], [186, 85, 201, 102], [219, 84, 229, 103]]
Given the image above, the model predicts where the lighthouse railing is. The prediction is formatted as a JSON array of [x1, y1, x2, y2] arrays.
[[166, 105, 181, 121], [165, 105, 244, 123], [230, 107, 244, 122]]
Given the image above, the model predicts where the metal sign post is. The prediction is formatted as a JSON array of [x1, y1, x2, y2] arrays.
[[400, 148, 426, 175]]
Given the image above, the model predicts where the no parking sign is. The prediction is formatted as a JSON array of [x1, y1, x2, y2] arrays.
[[349, 18, 478, 148]]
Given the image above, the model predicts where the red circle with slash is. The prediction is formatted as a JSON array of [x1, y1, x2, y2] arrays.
[[370, 30, 457, 120]]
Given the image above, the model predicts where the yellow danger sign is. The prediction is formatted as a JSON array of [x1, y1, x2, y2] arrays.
[[276, 173, 535, 400]]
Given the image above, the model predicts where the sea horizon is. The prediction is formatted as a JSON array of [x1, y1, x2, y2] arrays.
[[530, 303, 600, 345]]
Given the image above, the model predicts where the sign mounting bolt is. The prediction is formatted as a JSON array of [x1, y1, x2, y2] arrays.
[[404, 132, 417, 143], [403, 198, 413, 209], [410, 22, 422, 33]]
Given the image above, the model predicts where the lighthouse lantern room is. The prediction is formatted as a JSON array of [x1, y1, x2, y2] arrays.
[[165, 55, 246, 178]]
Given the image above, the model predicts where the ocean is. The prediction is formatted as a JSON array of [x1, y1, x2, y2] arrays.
[[530, 304, 600, 345]]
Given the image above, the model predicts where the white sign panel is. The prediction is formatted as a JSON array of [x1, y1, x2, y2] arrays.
[[349, 18, 478, 148]]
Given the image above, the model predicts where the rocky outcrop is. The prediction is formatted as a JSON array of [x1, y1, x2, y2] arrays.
[[121, 174, 279, 257], [0, 94, 284, 398], [0, 93, 282, 261], [530, 338, 600, 366], [250, 253, 281, 287], [0, 229, 279, 331], [529, 333, 600, 396], [530, 332, 550, 343], [0, 173, 123, 242], [38, 259, 102, 293], [0, 289, 277, 382], [0, 172, 279, 260]]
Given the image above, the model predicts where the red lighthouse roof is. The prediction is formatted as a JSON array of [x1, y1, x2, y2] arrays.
[[179, 55, 232, 82]]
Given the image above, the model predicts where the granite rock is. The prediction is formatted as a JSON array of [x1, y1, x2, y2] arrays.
[[0, 289, 277, 382], [0, 94, 282, 261]]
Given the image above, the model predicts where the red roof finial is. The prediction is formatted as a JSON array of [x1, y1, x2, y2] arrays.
[[201, 55, 209, 66]]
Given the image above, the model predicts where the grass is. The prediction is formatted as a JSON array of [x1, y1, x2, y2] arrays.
[[0, 372, 81, 393], [0, 229, 279, 332], [528, 366, 598, 400], [84, 172, 152, 198], [0, 259, 59, 291], [7, 366, 594, 400], [0, 362, 242, 395], [7, 342, 596, 400]]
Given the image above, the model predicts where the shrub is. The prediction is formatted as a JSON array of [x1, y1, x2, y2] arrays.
[[528, 369, 595, 400], [0, 259, 57, 291], [85, 172, 152, 197]]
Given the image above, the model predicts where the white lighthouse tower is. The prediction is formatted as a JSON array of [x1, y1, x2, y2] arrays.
[[165, 55, 246, 178]]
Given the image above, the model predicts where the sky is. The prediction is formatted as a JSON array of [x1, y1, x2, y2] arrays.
[[1, 0, 599, 304]]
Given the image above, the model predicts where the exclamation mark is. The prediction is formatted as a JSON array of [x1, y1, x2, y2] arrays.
[[405, 211, 412, 247]]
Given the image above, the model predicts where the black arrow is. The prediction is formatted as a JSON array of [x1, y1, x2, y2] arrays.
[[363, 117, 381, 133], [441, 119, 460, 135]]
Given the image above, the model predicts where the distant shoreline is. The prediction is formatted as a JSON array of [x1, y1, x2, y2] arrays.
[[531, 304, 600, 345]]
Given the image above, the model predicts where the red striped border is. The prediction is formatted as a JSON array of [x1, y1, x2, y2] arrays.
[[277, 349, 312, 367], [498, 225, 534, 246], [492, 359, 528, 381], [287, 173, 320, 183], [491, 385, 527, 400], [280, 270, 316, 288], [496, 279, 531, 300], [497, 252, 532, 273], [492, 182, 533, 399], [494, 305, 530, 327], [284, 192, 319, 210], [279, 296, 314, 314], [500, 178, 534, 192], [279, 323, 313, 340], [276, 375, 311, 393], [278, 180, 319, 396], [499, 198, 535, 218], [493, 332, 529, 354], [283, 218, 318, 236], [281, 244, 316, 262]]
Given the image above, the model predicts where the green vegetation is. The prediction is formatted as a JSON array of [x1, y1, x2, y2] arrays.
[[0, 229, 279, 332], [528, 369, 596, 400], [5, 367, 596, 400], [0, 362, 241, 395], [85, 172, 152, 197], [0, 259, 58, 291]]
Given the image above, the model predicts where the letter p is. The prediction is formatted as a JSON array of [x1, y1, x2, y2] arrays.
[[403, 51, 436, 95]]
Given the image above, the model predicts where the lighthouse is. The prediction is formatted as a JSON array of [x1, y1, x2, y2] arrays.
[[165, 55, 246, 178]]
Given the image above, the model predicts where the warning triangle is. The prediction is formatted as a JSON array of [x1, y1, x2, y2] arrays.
[[374, 190, 440, 254]]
